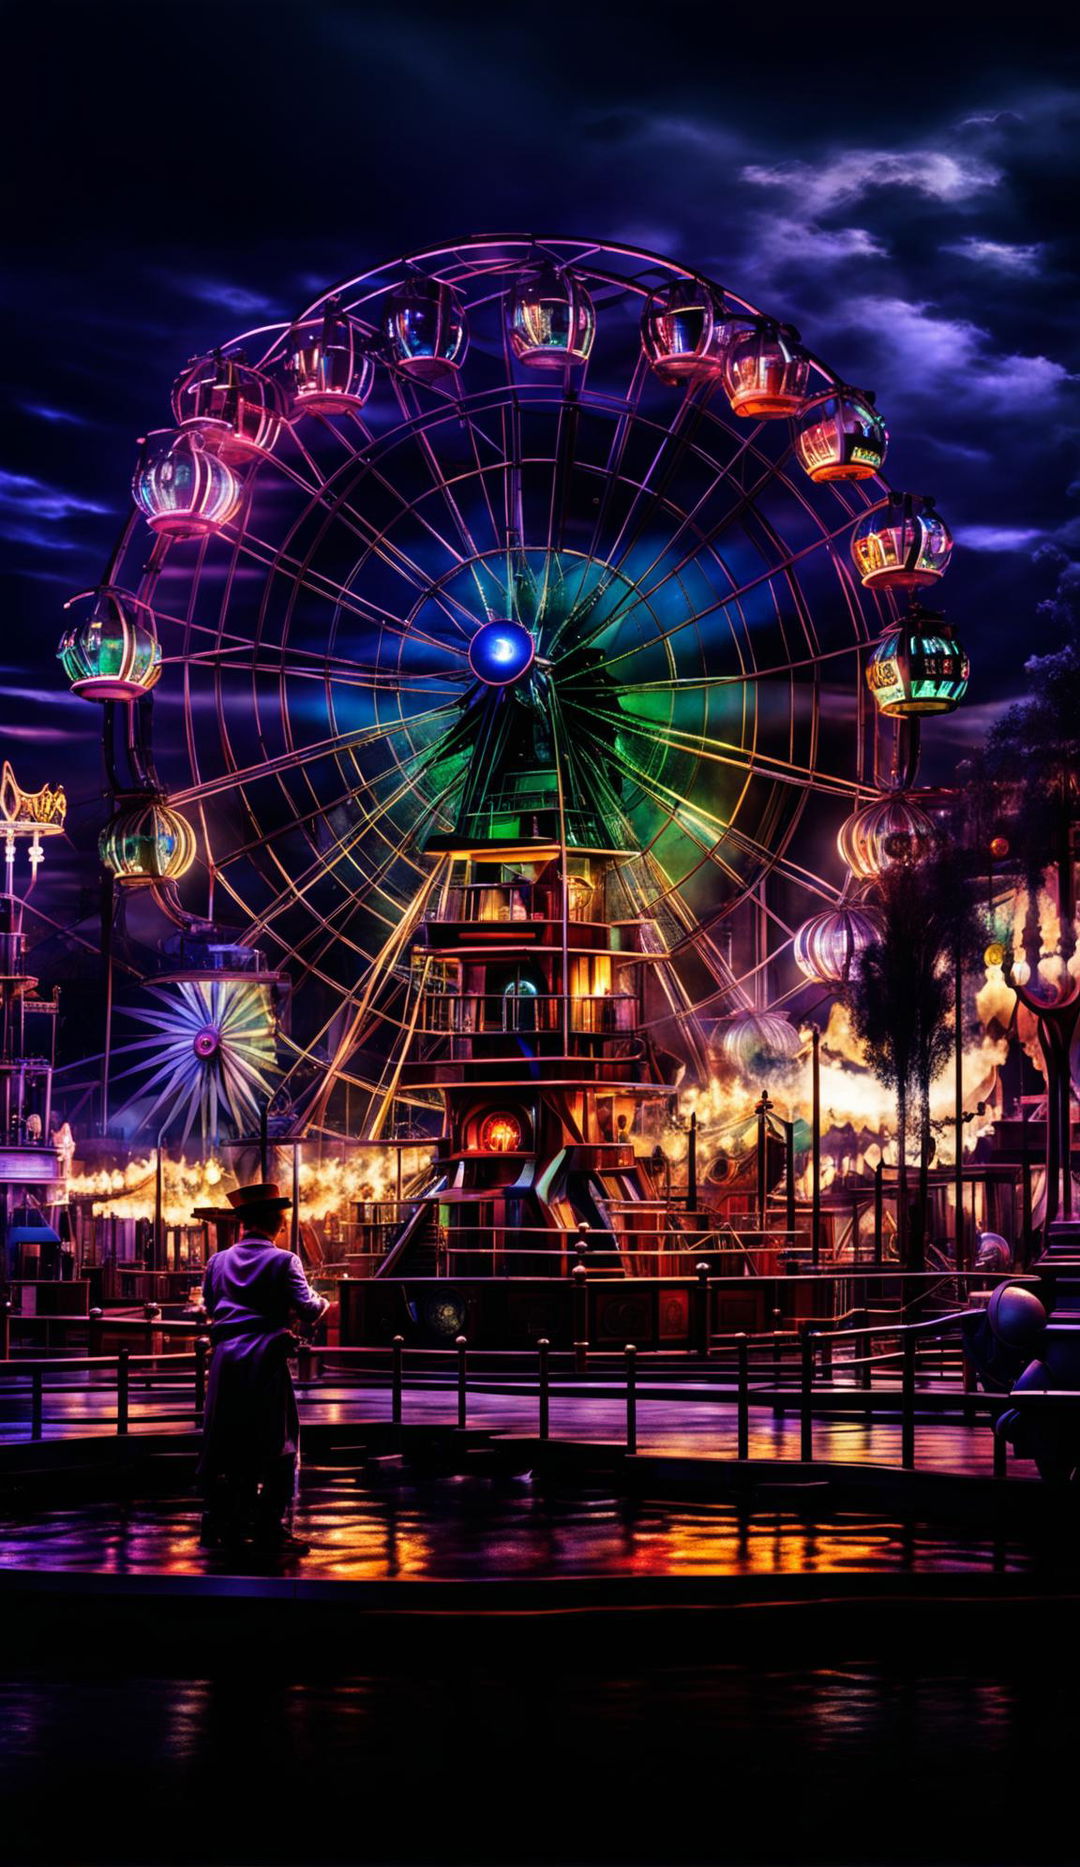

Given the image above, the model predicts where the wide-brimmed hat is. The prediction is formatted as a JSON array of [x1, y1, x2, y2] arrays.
[[227, 1180, 292, 1214]]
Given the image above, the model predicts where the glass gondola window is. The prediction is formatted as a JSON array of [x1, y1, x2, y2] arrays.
[[851, 494, 953, 589], [508, 265, 595, 368], [641, 276, 729, 380], [58, 588, 162, 702], [866, 612, 970, 717], [171, 350, 283, 459], [722, 319, 810, 417], [286, 303, 374, 414], [133, 428, 242, 537], [795, 388, 887, 483], [384, 277, 467, 380]]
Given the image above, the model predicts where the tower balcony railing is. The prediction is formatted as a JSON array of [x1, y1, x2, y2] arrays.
[[419, 991, 639, 1038], [422, 881, 602, 925]]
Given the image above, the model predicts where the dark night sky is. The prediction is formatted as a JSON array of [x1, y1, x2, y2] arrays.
[[2, 0, 1079, 910]]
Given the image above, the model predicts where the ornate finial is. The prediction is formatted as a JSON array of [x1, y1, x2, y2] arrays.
[[0, 762, 67, 833]]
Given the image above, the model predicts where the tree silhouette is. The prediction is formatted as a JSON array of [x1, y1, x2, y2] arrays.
[[843, 853, 980, 1268]]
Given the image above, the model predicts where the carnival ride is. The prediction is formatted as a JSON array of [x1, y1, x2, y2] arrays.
[[54, 237, 979, 1313]]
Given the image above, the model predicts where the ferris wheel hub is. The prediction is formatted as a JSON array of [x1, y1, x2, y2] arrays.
[[467, 620, 536, 686]]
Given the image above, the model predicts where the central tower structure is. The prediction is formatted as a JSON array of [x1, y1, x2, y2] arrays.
[[385, 594, 681, 1284]]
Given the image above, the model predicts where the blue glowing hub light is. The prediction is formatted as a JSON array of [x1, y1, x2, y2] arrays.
[[468, 620, 536, 686]]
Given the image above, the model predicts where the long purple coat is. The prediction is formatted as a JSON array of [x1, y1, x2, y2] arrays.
[[197, 1237, 326, 1489]]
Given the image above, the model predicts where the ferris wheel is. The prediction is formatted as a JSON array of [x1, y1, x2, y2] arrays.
[[61, 235, 966, 1143]]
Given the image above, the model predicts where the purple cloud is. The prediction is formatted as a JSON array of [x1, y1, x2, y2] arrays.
[[741, 148, 1001, 211], [941, 236, 1044, 274], [953, 524, 1046, 552], [0, 468, 110, 526]]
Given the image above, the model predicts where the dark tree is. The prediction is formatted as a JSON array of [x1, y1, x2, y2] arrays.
[[844, 853, 981, 1269]]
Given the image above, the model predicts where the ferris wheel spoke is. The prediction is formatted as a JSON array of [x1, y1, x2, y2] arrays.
[[301, 856, 451, 1130], [573, 422, 803, 648], [221, 727, 465, 946], [277, 764, 467, 995], [178, 644, 469, 696], [552, 466, 865, 676], [254, 417, 478, 588], [590, 703, 860, 800], [606, 490, 866, 669], [395, 393, 490, 576], [559, 349, 653, 624], [572, 639, 862, 694], [568, 503, 869, 680], [170, 701, 460, 807], [449, 386, 510, 569], [214, 736, 457, 890], [227, 530, 472, 657], [602, 738, 838, 924], [570, 410, 778, 654]]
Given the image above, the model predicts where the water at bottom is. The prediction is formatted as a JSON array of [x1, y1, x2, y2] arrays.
[[0, 1645, 1073, 1866]]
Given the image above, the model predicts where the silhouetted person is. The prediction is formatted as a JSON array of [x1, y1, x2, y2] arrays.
[[197, 1181, 328, 1555]]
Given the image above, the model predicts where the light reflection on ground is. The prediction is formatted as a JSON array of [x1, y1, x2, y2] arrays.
[[0, 1467, 1048, 1580]]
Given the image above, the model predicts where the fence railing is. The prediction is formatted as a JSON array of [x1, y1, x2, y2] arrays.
[[0, 1303, 1055, 1482]]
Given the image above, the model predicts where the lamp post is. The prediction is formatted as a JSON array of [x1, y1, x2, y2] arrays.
[[755, 1092, 773, 1231]]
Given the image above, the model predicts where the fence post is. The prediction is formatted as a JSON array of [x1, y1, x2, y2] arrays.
[[736, 1334, 749, 1461], [901, 1333, 916, 1469], [88, 1307, 103, 1356], [961, 1348, 976, 1427], [31, 1368, 43, 1441], [695, 1262, 710, 1359], [297, 1341, 316, 1385], [117, 1347, 130, 1436], [391, 1335, 403, 1426], [873, 1161, 884, 1265], [625, 1343, 637, 1454], [538, 1338, 550, 1442], [194, 1337, 208, 1425], [572, 1264, 589, 1372], [800, 1327, 814, 1464], [456, 1334, 467, 1430], [0, 1297, 10, 1360], [993, 1419, 1007, 1480], [772, 1321, 784, 1418], [143, 1302, 159, 1357], [859, 1309, 873, 1391]]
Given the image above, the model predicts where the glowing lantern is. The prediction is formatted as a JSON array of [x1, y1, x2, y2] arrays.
[[795, 387, 887, 483], [793, 906, 884, 985], [133, 429, 242, 538], [171, 350, 284, 460], [641, 276, 729, 381], [719, 1010, 800, 1079], [480, 1111, 522, 1153], [58, 588, 162, 702], [286, 303, 375, 414], [865, 608, 969, 717], [851, 493, 952, 590], [99, 797, 197, 882], [508, 264, 595, 368], [384, 277, 467, 381], [837, 794, 936, 880], [721, 320, 810, 418]]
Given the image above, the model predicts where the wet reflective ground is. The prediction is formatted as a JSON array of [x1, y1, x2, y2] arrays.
[[3, 1468, 1075, 1865], [3, 1649, 1077, 1866], [0, 1466, 1058, 1579]]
